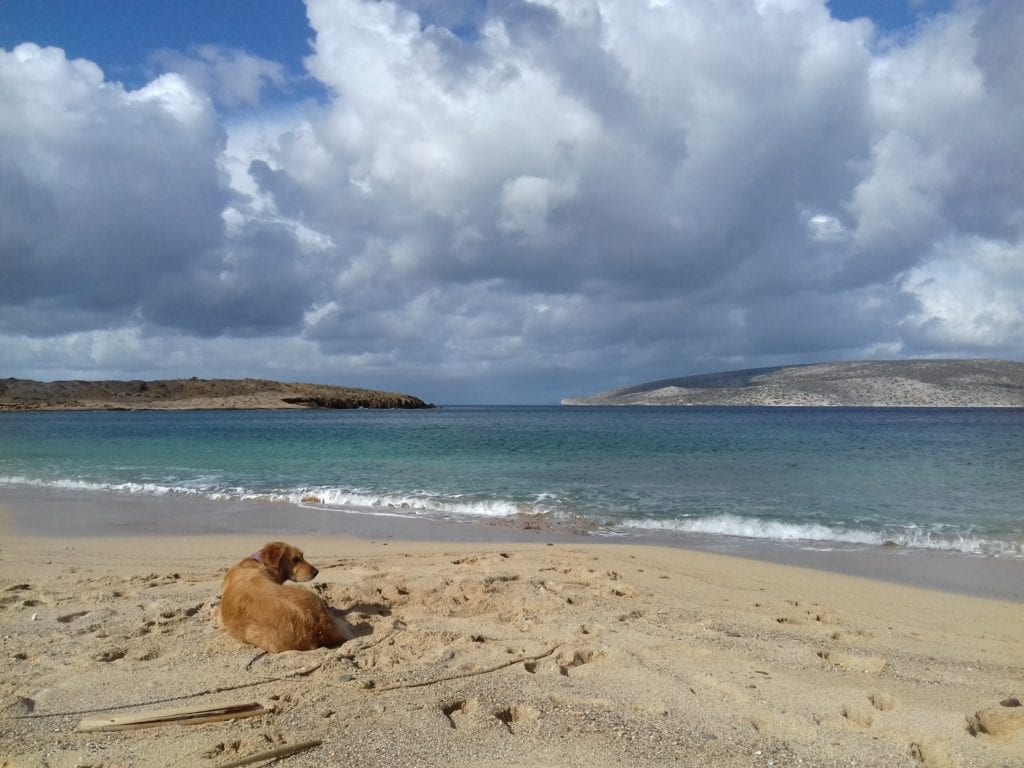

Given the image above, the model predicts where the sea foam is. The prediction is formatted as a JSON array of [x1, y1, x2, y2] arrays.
[[2, 474, 1019, 557], [289, 487, 527, 518], [618, 514, 1022, 556]]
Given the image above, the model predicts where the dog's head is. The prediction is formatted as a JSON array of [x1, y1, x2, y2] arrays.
[[254, 542, 319, 583]]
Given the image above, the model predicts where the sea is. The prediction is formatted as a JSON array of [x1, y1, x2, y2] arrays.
[[0, 406, 1021, 559]]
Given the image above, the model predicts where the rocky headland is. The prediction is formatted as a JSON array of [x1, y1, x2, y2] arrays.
[[562, 359, 1024, 407], [0, 377, 434, 411]]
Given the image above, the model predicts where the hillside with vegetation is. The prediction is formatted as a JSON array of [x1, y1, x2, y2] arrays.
[[0, 378, 433, 411], [562, 360, 1024, 407]]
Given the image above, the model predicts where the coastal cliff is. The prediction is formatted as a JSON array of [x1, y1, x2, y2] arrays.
[[0, 377, 433, 411], [562, 359, 1024, 407]]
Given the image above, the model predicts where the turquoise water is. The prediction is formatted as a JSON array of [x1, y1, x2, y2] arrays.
[[1, 407, 1021, 556]]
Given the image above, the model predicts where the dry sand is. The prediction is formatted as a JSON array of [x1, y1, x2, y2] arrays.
[[2, 528, 1022, 768]]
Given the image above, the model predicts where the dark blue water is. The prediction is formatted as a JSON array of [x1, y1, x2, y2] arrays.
[[1, 407, 1021, 556]]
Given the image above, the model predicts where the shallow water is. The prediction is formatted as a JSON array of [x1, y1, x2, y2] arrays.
[[1, 406, 1021, 557]]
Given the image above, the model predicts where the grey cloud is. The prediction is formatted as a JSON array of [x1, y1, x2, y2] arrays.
[[144, 222, 317, 337], [0, 44, 227, 333]]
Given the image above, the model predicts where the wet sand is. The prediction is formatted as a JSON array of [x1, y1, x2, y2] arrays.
[[1, 490, 1022, 767], [3, 486, 1022, 602]]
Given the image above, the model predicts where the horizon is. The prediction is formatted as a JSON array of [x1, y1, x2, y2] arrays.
[[2, 0, 1022, 404], [6, 356, 1021, 407]]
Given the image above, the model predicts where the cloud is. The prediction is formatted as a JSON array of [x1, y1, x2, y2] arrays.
[[901, 237, 1024, 352], [0, 44, 226, 335], [148, 45, 287, 108], [1, 0, 1022, 402]]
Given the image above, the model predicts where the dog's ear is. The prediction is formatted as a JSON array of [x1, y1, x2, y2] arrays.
[[258, 542, 289, 579]]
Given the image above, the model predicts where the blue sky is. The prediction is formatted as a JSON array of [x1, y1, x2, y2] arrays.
[[0, 0, 951, 84], [0, 1, 311, 84], [828, 0, 954, 29], [1, 0, 1021, 403]]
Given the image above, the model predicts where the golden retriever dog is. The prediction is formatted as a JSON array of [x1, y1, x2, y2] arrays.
[[219, 542, 348, 652]]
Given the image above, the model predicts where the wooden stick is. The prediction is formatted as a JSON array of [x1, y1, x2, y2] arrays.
[[76, 702, 265, 732], [213, 739, 323, 768]]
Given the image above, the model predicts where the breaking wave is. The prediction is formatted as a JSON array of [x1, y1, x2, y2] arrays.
[[618, 514, 1022, 557], [2, 474, 1019, 557], [0, 475, 536, 519], [291, 488, 531, 518]]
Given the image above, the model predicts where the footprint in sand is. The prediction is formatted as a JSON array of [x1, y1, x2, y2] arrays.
[[967, 697, 1024, 738], [557, 648, 603, 677], [523, 658, 560, 675], [818, 650, 887, 674], [441, 698, 539, 734], [10, 696, 36, 714], [93, 647, 128, 662], [57, 610, 89, 623], [830, 629, 875, 642], [57, 607, 119, 636], [809, 609, 841, 625], [441, 698, 480, 729], [202, 740, 242, 759], [2, 584, 34, 608], [869, 691, 897, 711], [841, 704, 874, 728], [494, 704, 539, 733], [133, 647, 160, 662], [150, 602, 204, 625], [908, 739, 957, 768]]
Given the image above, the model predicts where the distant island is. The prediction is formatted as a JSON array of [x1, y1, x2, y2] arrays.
[[0, 377, 434, 411], [562, 359, 1024, 407]]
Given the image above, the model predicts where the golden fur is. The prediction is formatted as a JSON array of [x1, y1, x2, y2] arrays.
[[219, 542, 348, 652]]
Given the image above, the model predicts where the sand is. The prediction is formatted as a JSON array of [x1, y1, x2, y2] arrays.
[[2, 524, 1023, 767]]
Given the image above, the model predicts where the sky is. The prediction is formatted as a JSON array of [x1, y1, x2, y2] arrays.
[[1, 0, 1021, 404]]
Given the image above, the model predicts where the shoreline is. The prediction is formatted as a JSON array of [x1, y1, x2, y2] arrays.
[[2, 485, 1022, 603]]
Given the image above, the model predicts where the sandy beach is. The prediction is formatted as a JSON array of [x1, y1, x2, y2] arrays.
[[2, 500, 1022, 768]]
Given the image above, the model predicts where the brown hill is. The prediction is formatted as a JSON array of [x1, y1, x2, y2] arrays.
[[0, 377, 433, 411], [562, 359, 1024, 407]]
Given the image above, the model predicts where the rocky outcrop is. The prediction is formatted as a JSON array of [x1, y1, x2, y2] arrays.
[[0, 377, 434, 411], [562, 359, 1024, 407]]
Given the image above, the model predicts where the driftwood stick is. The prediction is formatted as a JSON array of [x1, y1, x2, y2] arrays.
[[77, 702, 266, 732], [213, 739, 323, 768], [18, 656, 332, 720]]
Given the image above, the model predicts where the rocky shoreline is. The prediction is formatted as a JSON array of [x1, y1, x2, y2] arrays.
[[563, 359, 1024, 408], [0, 377, 434, 411]]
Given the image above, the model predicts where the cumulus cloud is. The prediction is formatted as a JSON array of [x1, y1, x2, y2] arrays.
[[0, 44, 226, 334], [1, 0, 1022, 402], [148, 45, 287, 108]]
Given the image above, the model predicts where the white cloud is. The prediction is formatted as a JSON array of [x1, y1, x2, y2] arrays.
[[805, 211, 850, 243], [902, 237, 1024, 351], [148, 45, 287, 108]]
